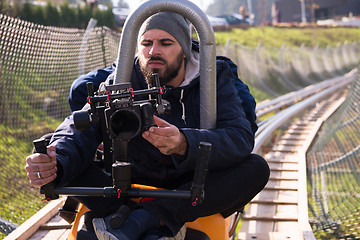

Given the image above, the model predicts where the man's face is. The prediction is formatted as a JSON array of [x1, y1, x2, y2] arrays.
[[138, 29, 186, 87]]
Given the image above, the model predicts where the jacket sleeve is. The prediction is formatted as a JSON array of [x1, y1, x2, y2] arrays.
[[177, 61, 255, 170], [68, 65, 114, 112], [50, 104, 102, 186]]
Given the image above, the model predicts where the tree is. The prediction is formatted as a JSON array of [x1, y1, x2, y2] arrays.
[[16, 1, 116, 29], [44, 3, 60, 26], [60, 2, 78, 27], [77, 4, 93, 28], [33, 4, 46, 24], [1, 0, 21, 16], [20, 2, 33, 22]]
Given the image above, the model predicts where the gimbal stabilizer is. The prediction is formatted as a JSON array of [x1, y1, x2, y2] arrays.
[[33, 73, 211, 207]]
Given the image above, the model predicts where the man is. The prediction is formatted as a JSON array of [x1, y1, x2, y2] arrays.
[[25, 12, 269, 240]]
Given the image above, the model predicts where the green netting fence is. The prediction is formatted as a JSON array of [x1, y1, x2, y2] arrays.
[[307, 70, 360, 239], [0, 14, 120, 238], [0, 13, 359, 239], [217, 40, 360, 99]]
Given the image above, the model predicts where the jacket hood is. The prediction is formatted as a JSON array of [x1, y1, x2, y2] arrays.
[[180, 50, 200, 87]]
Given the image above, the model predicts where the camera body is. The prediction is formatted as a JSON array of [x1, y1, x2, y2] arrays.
[[73, 73, 170, 141], [104, 99, 155, 141]]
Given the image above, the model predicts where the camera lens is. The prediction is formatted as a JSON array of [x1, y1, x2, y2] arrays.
[[109, 108, 142, 140]]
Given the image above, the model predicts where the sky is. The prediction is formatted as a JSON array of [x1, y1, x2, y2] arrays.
[[113, 0, 213, 12]]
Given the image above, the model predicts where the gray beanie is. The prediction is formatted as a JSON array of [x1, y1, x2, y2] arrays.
[[138, 12, 191, 60]]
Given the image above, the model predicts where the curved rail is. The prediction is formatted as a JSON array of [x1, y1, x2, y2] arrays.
[[256, 68, 357, 118], [239, 75, 354, 239], [114, 0, 217, 129], [255, 68, 357, 153], [236, 69, 356, 240]]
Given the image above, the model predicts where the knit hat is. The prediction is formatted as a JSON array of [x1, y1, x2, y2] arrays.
[[138, 12, 191, 60]]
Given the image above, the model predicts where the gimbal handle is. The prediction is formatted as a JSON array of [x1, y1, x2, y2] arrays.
[[33, 138, 59, 200]]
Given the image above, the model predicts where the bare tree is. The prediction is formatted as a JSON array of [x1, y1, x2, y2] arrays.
[[0, 0, 22, 16]]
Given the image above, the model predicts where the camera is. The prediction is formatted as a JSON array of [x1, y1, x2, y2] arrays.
[[105, 100, 154, 140], [73, 73, 170, 141]]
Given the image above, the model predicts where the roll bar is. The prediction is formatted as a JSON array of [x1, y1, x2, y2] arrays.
[[113, 0, 217, 129]]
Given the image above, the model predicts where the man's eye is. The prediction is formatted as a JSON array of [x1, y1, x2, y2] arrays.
[[141, 41, 152, 47]]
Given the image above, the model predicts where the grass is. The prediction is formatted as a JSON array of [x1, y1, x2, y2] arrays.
[[212, 26, 360, 103], [214, 26, 360, 48], [0, 63, 67, 239], [0, 131, 47, 239]]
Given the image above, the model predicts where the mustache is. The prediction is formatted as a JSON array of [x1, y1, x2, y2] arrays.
[[147, 56, 167, 64]]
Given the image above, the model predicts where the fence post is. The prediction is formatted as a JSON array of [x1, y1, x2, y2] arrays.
[[278, 43, 300, 90], [333, 42, 344, 74], [349, 41, 358, 64], [341, 41, 351, 67], [322, 45, 336, 77], [254, 43, 277, 96], [78, 18, 98, 76], [222, 38, 232, 56]]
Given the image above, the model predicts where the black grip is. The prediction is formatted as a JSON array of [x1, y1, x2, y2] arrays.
[[33, 138, 48, 154], [194, 142, 211, 186], [152, 73, 165, 115], [191, 142, 211, 206], [33, 138, 59, 200]]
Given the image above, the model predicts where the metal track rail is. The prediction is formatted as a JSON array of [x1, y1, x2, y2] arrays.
[[238, 70, 356, 239], [255, 69, 356, 152], [256, 69, 357, 130]]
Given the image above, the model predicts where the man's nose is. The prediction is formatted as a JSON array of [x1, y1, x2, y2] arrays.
[[149, 43, 160, 56]]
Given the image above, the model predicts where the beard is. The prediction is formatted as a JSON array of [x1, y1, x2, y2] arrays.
[[140, 51, 185, 87]]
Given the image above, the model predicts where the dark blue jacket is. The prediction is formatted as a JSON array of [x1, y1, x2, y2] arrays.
[[52, 49, 256, 189], [69, 42, 258, 134]]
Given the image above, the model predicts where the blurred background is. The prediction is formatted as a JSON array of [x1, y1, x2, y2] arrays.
[[1, 0, 359, 28], [0, 1, 359, 240]]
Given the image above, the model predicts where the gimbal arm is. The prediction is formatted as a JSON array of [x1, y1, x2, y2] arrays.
[[34, 138, 211, 207]]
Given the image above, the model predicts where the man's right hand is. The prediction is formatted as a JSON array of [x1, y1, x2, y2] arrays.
[[25, 145, 57, 188]]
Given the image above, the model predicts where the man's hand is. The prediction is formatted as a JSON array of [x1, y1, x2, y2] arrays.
[[25, 145, 57, 188], [142, 116, 187, 156]]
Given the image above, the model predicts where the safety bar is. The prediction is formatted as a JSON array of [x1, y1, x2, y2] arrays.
[[113, 0, 217, 129]]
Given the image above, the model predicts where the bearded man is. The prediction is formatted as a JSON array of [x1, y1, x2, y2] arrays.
[[25, 12, 269, 240]]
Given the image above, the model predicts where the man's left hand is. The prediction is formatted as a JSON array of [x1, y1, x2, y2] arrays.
[[142, 116, 187, 156]]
